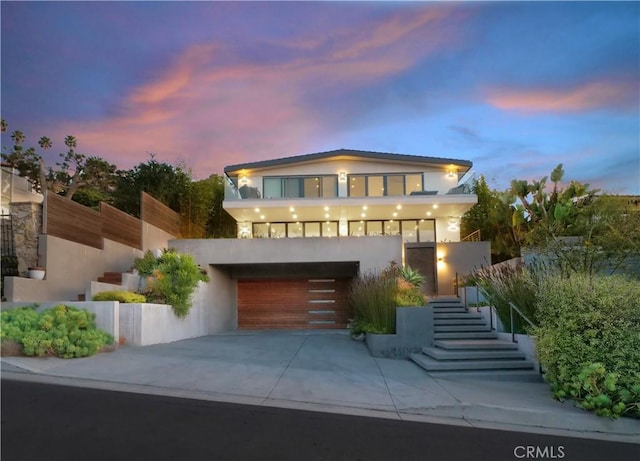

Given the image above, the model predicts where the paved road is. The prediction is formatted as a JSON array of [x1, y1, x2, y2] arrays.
[[1, 380, 637, 461]]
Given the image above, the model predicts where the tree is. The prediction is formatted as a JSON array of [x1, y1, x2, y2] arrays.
[[461, 175, 520, 263], [179, 175, 236, 238], [504, 164, 637, 278], [1, 120, 118, 206], [112, 155, 192, 217], [1, 123, 45, 191]]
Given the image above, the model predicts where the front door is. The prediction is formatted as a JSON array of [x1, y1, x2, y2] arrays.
[[405, 245, 437, 296]]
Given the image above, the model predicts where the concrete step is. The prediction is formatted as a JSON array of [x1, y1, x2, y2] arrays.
[[434, 339, 518, 350], [429, 303, 465, 309], [410, 353, 535, 372], [428, 296, 461, 303], [435, 325, 492, 332], [420, 369, 544, 382], [421, 346, 526, 361], [432, 307, 468, 314], [435, 331, 498, 340], [98, 272, 123, 284], [434, 318, 487, 326], [433, 312, 483, 320]]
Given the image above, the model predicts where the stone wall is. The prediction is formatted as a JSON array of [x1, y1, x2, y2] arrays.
[[10, 202, 42, 274]]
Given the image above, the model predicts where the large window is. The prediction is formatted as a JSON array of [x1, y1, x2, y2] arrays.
[[263, 175, 338, 198], [253, 221, 339, 238], [347, 174, 423, 197], [347, 219, 435, 242]]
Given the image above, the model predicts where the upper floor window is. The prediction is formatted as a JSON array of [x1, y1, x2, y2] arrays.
[[348, 174, 423, 197], [263, 175, 338, 199]]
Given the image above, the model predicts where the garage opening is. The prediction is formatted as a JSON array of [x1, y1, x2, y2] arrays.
[[226, 262, 358, 330]]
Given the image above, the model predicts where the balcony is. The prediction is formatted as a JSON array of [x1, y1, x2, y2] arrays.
[[224, 172, 476, 202]]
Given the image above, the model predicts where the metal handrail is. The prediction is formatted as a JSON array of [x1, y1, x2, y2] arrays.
[[508, 302, 536, 343], [476, 286, 536, 342]]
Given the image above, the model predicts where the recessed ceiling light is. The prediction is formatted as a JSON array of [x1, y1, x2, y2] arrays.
[[260, 215, 265, 220], [393, 212, 398, 217], [325, 213, 330, 219], [433, 204, 439, 209], [396, 205, 402, 210], [361, 213, 366, 218], [254, 208, 260, 212], [324, 206, 329, 211], [289, 207, 295, 212], [362, 205, 368, 210], [292, 214, 298, 219], [426, 211, 432, 216]]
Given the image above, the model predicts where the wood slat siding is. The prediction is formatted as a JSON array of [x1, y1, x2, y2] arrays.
[[100, 202, 143, 249], [140, 192, 182, 237], [238, 278, 350, 329], [46, 193, 103, 249]]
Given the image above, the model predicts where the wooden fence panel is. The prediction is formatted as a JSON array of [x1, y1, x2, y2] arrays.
[[140, 192, 182, 237], [45, 193, 103, 249], [100, 202, 143, 249]]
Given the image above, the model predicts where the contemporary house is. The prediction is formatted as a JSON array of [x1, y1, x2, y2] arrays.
[[172, 149, 490, 330], [3, 149, 490, 335]]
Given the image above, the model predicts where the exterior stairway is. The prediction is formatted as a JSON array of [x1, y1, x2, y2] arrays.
[[78, 272, 125, 301], [410, 298, 536, 374]]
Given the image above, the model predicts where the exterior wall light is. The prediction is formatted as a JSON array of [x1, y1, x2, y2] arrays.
[[339, 172, 347, 182], [240, 176, 248, 185]]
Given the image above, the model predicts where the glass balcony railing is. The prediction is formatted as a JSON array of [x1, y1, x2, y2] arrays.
[[224, 179, 262, 201], [224, 172, 476, 201]]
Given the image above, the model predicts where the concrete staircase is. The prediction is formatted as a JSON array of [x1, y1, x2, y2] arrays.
[[410, 298, 536, 374]]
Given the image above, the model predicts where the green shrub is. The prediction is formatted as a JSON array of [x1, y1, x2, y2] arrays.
[[93, 290, 146, 303], [134, 248, 209, 318], [0, 306, 40, 343], [534, 274, 640, 418], [399, 265, 424, 287], [0, 305, 114, 358]]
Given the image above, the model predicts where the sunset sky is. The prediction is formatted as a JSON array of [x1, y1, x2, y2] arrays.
[[1, 1, 638, 193]]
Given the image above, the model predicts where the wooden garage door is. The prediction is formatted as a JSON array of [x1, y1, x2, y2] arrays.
[[238, 278, 350, 329]]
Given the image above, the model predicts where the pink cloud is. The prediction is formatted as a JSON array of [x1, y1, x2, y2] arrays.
[[485, 79, 638, 112], [43, 6, 464, 178]]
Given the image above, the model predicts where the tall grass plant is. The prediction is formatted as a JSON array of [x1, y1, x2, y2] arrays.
[[464, 260, 545, 333]]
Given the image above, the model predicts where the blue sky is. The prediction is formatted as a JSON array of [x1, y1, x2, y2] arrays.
[[1, 1, 638, 193]]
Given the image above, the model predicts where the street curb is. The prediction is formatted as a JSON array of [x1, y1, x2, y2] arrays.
[[2, 369, 638, 444]]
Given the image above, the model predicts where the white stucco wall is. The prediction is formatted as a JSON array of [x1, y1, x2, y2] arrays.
[[118, 303, 205, 346], [170, 235, 403, 274], [142, 222, 176, 252], [5, 235, 143, 302], [204, 266, 237, 332], [435, 241, 491, 295], [5, 221, 176, 303]]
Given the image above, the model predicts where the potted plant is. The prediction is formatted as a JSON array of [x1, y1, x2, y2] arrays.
[[28, 266, 46, 280]]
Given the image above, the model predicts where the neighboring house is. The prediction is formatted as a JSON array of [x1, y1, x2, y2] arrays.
[[172, 149, 490, 331]]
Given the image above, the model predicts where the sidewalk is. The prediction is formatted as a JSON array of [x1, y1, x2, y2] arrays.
[[1, 331, 638, 444]]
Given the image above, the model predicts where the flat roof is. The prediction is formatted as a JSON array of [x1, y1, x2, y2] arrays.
[[224, 148, 472, 174]]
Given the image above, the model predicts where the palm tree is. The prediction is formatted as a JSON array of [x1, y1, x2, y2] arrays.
[[10, 130, 25, 146], [38, 136, 52, 150]]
